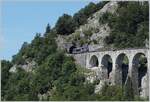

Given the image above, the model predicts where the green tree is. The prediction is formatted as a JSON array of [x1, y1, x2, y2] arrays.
[[73, 1, 108, 27], [105, 1, 149, 48], [45, 23, 51, 33], [55, 14, 76, 35], [3, 68, 38, 101], [95, 83, 123, 101], [1, 60, 12, 100]]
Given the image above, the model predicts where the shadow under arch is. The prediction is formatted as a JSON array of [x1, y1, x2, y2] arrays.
[[89, 55, 99, 68], [132, 52, 148, 96], [101, 54, 112, 79], [115, 53, 129, 85]]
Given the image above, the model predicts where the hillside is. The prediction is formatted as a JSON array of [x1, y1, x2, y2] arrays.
[[56, 1, 118, 51], [57, 1, 148, 52], [1, 1, 149, 101]]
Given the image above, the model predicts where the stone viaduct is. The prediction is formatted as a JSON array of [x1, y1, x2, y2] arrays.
[[71, 48, 149, 98]]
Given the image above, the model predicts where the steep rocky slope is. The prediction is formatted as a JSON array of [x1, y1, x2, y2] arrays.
[[56, 1, 118, 51]]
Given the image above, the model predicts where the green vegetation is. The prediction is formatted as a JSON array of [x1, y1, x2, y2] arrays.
[[72, 31, 81, 41], [2, 53, 147, 101], [96, 84, 123, 101], [79, 38, 88, 46], [73, 1, 108, 27], [1, 1, 149, 101], [93, 39, 98, 44], [83, 28, 93, 38], [95, 80, 147, 101], [3, 68, 37, 101], [2, 28, 96, 100], [104, 1, 149, 48], [70, 27, 95, 46], [12, 30, 57, 65], [45, 23, 51, 33], [99, 12, 113, 24], [55, 14, 76, 35], [1, 60, 12, 100], [55, 1, 108, 35]]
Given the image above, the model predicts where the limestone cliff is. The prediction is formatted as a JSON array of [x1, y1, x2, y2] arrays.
[[56, 1, 118, 51]]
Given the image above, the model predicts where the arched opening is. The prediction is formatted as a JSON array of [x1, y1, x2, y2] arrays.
[[132, 53, 147, 95], [115, 53, 129, 85], [89, 55, 99, 68], [101, 54, 112, 79]]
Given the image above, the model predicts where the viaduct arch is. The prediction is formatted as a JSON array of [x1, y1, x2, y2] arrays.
[[83, 48, 149, 97]]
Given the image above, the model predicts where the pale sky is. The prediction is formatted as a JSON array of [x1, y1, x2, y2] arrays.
[[1, 0, 100, 61]]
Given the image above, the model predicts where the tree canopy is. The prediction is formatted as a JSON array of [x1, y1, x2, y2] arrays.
[[1, 1, 149, 101], [55, 1, 108, 35], [104, 1, 149, 48], [55, 14, 76, 35]]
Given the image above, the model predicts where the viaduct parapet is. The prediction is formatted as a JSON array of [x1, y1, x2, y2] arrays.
[[71, 48, 149, 98]]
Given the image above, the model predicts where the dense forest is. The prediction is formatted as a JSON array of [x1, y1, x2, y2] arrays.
[[1, 1, 149, 101]]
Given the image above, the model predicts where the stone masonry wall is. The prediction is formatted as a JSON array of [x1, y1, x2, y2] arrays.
[[71, 53, 87, 68]]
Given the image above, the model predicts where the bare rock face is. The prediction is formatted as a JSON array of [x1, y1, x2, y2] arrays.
[[87, 1, 118, 26], [95, 80, 105, 93], [85, 1, 118, 50], [55, 35, 69, 51], [86, 68, 98, 83], [86, 66, 113, 93], [20, 60, 36, 72], [9, 60, 37, 73], [9, 65, 17, 73], [57, 1, 118, 52]]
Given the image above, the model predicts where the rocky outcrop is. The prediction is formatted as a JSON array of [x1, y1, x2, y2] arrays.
[[9, 65, 17, 73], [9, 60, 37, 73], [56, 1, 118, 52], [20, 60, 36, 72]]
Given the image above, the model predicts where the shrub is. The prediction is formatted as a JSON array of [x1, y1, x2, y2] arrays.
[[83, 28, 93, 38], [99, 12, 112, 24]]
